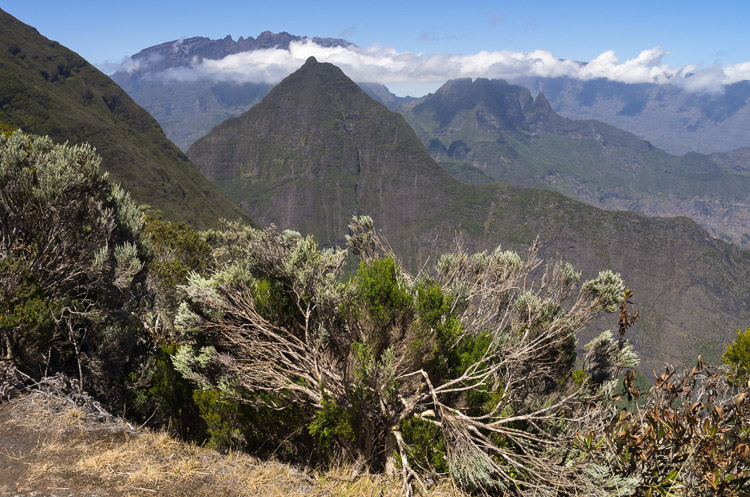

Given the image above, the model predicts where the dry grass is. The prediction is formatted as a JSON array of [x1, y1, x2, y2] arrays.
[[0, 393, 464, 496]]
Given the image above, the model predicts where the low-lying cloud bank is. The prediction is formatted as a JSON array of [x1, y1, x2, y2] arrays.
[[121, 40, 750, 93]]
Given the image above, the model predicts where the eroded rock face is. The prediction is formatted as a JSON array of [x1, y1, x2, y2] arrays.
[[188, 57, 750, 377]]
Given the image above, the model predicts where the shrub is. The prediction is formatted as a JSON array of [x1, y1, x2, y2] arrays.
[[173, 217, 633, 495], [724, 328, 750, 385], [0, 131, 147, 397], [599, 359, 750, 496]]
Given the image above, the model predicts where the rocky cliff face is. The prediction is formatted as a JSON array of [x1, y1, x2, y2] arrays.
[[400, 78, 750, 247], [188, 57, 750, 377]]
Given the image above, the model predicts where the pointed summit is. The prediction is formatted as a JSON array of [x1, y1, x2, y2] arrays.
[[188, 58, 456, 249]]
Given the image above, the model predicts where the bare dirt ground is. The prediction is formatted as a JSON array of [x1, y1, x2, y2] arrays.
[[0, 389, 459, 497]]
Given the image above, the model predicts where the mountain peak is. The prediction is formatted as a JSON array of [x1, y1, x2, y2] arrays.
[[187, 58, 455, 245], [116, 32, 352, 77]]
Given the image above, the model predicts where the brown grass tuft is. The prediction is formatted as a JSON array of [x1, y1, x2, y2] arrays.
[[0, 393, 465, 496]]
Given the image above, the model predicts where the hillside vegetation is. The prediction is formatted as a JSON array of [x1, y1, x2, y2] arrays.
[[3, 12, 750, 495], [0, 9, 248, 228], [3, 129, 750, 496]]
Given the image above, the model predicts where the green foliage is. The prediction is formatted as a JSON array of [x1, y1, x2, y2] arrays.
[[309, 396, 356, 451], [583, 270, 626, 313], [356, 258, 411, 328], [193, 389, 247, 453], [144, 219, 212, 289], [400, 417, 448, 473], [250, 278, 300, 331], [412, 279, 464, 379], [0, 121, 17, 138], [583, 331, 640, 389], [723, 328, 750, 385], [0, 255, 59, 344], [126, 344, 207, 440], [455, 332, 499, 413]]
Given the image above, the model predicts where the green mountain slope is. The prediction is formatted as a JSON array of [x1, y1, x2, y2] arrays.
[[399, 78, 750, 247], [188, 57, 750, 376], [0, 9, 248, 228]]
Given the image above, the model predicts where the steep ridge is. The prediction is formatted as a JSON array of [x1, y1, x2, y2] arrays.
[[400, 78, 750, 247], [188, 57, 750, 376], [0, 9, 248, 228]]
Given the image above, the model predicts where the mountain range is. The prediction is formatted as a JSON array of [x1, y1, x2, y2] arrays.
[[4, 13, 750, 376], [399, 78, 750, 247], [511, 76, 750, 155], [187, 57, 750, 376], [112, 33, 350, 151], [0, 9, 247, 228], [110, 35, 750, 248], [112, 34, 750, 158]]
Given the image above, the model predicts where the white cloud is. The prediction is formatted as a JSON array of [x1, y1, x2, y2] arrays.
[[119, 52, 164, 74], [136, 40, 750, 93]]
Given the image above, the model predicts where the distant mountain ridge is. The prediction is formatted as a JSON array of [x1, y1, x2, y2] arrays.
[[0, 8, 248, 228], [187, 57, 750, 377], [112, 32, 351, 151], [120, 32, 352, 76], [113, 34, 750, 157], [511, 76, 750, 155], [399, 77, 750, 247]]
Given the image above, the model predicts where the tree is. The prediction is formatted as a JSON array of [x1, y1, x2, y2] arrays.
[[0, 131, 147, 393], [173, 217, 637, 495]]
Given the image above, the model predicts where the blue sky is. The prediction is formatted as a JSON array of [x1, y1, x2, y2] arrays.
[[5, 1, 750, 95]]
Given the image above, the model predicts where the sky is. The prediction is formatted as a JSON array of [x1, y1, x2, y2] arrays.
[[5, 1, 750, 96]]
